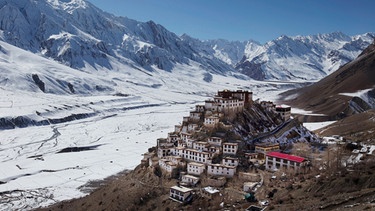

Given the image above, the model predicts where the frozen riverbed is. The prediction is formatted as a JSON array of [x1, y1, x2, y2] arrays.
[[0, 91, 202, 210]]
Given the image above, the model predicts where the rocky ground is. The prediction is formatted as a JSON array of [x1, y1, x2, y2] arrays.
[[315, 109, 375, 144]]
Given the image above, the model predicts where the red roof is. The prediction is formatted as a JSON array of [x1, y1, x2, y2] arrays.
[[266, 152, 305, 163]]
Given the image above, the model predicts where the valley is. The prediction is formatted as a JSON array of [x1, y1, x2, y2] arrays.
[[0, 91, 197, 210], [0, 0, 374, 210]]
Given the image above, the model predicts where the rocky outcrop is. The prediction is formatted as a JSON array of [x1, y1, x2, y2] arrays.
[[0, 112, 96, 130], [32, 74, 45, 92], [236, 57, 265, 80]]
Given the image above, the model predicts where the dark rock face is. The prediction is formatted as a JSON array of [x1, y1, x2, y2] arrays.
[[32, 74, 45, 92], [236, 58, 265, 80], [203, 73, 213, 82], [231, 103, 283, 141], [349, 97, 372, 113], [67, 83, 75, 93], [0, 113, 96, 130]]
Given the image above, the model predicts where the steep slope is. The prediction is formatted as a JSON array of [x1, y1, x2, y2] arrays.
[[280, 40, 375, 120], [204, 39, 260, 66], [236, 32, 375, 81]]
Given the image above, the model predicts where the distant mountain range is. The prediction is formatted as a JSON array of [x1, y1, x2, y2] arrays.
[[282, 39, 375, 121], [0, 0, 374, 83]]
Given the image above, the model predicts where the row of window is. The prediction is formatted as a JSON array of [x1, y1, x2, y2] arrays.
[[208, 139, 221, 142], [208, 168, 234, 175], [224, 144, 237, 148], [266, 160, 299, 166], [223, 149, 236, 153]]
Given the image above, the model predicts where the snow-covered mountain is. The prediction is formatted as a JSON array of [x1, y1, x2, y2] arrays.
[[235, 32, 375, 80], [0, 0, 235, 74], [0, 0, 373, 83]]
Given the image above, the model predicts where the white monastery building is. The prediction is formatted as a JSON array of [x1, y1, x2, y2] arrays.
[[181, 174, 200, 186], [265, 152, 306, 171], [223, 142, 238, 155], [187, 162, 206, 176], [207, 164, 236, 178], [169, 186, 193, 203]]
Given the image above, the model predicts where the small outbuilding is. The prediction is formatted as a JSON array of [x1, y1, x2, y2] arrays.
[[169, 185, 193, 203], [202, 186, 220, 199]]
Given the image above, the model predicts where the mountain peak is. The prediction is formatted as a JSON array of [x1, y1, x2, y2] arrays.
[[46, 0, 88, 12]]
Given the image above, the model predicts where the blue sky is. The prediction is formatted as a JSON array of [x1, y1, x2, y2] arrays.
[[88, 0, 375, 44]]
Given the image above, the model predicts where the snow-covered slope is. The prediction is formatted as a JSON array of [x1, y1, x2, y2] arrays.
[[0, 0, 235, 74], [235, 32, 375, 81]]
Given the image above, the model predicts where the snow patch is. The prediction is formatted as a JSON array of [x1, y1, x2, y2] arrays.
[[339, 88, 373, 97], [291, 108, 327, 116], [303, 121, 337, 131]]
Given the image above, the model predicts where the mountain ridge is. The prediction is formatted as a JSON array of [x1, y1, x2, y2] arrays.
[[0, 0, 373, 83], [237, 32, 375, 80]]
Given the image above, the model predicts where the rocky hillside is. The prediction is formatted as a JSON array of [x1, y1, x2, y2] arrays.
[[315, 109, 375, 143], [221, 103, 320, 147]]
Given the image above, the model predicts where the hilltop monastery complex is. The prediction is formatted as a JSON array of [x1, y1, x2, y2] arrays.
[[141, 90, 306, 203]]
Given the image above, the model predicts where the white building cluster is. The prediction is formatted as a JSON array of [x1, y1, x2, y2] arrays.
[[150, 90, 253, 181], [140, 90, 297, 203]]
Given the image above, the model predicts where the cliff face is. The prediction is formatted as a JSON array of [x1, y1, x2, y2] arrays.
[[231, 103, 282, 139], [224, 103, 319, 146]]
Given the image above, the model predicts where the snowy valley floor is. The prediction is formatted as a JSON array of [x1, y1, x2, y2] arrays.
[[0, 88, 204, 210]]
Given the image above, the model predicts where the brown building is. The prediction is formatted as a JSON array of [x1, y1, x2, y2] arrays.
[[255, 143, 280, 159], [217, 90, 253, 104], [275, 105, 291, 121]]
